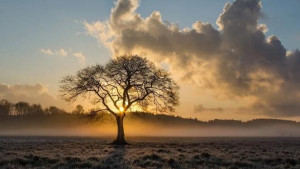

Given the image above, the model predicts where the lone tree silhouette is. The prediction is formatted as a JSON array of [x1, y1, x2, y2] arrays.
[[60, 55, 179, 145]]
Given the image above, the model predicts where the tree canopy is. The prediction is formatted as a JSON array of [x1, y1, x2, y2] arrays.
[[60, 55, 179, 144], [60, 55, 179, 116]]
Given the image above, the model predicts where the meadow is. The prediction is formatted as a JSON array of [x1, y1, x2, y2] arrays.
[[1, 137, 300, 169]]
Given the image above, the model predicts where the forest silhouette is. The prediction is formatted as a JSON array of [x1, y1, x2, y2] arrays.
[[1, 99, 300, 137]]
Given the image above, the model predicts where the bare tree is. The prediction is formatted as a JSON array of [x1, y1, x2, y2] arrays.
[[72, 105, 85, 114], [0, 99, 13, 117], [15, 101, 30, 116], [29, 104, 44, 116], [60, 55, 179, 144]]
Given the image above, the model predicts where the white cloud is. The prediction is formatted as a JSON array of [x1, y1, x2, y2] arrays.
[[56, 49, 68, 56], [40, 48, 86, 66], [73, 52, 86, 66], [40, 48, 67, 56], [40, 49, 53, 55]]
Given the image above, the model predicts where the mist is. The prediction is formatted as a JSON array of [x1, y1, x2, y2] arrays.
[[1, 117, 300, 137]]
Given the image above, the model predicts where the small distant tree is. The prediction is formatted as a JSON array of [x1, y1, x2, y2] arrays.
[[60, 55, 179, 145], [15, 101, 30, 115], [0, 99, 13, 117], [29, 104, 44, 116], [72, 105, 84, 114], [46, 106, 66, 115]]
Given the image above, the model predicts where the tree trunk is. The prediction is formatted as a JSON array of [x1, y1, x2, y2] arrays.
[[111, 114, 128, 145]]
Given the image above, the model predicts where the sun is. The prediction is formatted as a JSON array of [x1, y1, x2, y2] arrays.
[[119, 106, 124, 112]]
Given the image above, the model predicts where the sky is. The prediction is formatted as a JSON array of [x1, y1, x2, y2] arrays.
[[1, 0, 300, 121]]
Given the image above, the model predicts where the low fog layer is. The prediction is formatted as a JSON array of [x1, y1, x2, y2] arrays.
[[1, 112, 299, 137]]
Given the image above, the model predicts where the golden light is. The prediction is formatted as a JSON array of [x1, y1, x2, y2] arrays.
[[119, 106, 124, 113]]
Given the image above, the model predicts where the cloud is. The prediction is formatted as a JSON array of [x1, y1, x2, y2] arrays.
[[40, 48, 86, 66], [0, 83, 71, 110], [40, 48, 67, 56], [194, 104, 223, 114], [84, 0, 300, 117], [56, 49, 68, 56], [73, 52, 86, 66], [40, 49, 53, 55]]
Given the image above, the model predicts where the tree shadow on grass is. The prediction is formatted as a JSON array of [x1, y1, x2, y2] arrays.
[[97, 145, 129, 169]]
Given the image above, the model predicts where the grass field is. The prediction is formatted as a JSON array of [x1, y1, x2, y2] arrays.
[[0, 137, 300, 169]]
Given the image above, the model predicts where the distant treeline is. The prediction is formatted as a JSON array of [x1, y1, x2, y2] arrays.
[[0, 99, 299, 129], [0, 99, 84, 117]]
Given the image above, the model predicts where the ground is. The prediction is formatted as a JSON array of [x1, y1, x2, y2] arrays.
[[0, 137, 300, 169]]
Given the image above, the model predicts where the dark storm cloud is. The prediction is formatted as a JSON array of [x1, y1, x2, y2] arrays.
[[84, 0, 300, 117]]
